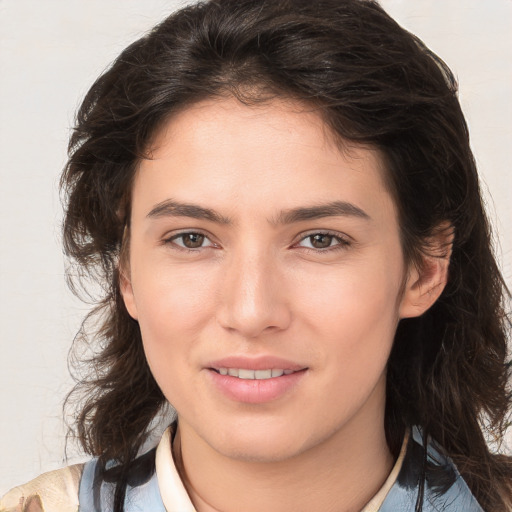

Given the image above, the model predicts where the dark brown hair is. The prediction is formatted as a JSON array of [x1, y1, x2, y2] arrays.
[[62, 0, 512, 510]]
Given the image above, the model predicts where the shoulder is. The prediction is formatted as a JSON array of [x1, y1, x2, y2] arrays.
[[380, 427, 484, 511], [78, 448, 165, 512], [0, 464, 84, 512]]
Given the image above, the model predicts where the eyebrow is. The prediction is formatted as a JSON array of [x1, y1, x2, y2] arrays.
[[146, 199, 370, 224], [147, 199, 232, 224], [275, 201, 371, 224]]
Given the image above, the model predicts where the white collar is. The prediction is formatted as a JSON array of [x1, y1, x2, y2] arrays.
[[155, 426, 408, 512], [156, 426, 196, 511]]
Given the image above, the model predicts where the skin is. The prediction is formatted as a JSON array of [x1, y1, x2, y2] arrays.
[[121, 97, 449, 512]]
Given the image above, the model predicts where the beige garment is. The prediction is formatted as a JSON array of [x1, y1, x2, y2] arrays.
[[0, 464, 83, 512]]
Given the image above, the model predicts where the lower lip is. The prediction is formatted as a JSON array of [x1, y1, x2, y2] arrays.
[[207, 369, 307, 404]]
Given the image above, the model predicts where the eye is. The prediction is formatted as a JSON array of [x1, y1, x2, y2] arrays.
[[167, 232, 215, 250], [296, 232, 350, 251]]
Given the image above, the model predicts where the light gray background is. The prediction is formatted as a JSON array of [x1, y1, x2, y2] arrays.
[[1, 0, 511, 493]]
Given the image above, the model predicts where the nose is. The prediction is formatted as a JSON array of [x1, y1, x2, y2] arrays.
[[216, 248, 292, 339]]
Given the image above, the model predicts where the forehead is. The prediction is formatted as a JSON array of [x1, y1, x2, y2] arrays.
[[134, 96, 395, 224], [148, 96, 377, 167]]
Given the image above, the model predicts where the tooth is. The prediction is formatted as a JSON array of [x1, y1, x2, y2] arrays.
[[255, 369, 272, 380], [221, 368, 292, 379]]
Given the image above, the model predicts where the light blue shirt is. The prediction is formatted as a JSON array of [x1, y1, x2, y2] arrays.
[[78, 426, 483, 511]]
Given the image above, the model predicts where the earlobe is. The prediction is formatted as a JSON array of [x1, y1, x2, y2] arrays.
[[120, 268, 138, 320], [399, 224, 454, 319]]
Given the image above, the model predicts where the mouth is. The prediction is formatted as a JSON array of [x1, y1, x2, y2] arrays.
[[210, 368, 298, 380], [206, 360, 308, 403]]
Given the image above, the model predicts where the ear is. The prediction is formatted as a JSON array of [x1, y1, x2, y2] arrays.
[[118, 225, 139, 320], [399, 223, 454, 319], [119, 262, 139, 321]]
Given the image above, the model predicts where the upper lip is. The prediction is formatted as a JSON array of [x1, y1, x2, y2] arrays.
[[206, 355, 307, 372]]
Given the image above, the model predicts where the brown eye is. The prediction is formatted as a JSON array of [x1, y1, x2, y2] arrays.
[[309, 234, 334, 249], [169, 232, 214, 250], [296, 232, 350, 252], [181, 233, 205, 248]]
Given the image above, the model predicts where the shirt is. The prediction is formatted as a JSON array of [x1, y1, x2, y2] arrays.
[[0, 426, 484, 511]]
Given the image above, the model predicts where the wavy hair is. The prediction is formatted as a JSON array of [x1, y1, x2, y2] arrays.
[[62, 0, 512, 510]]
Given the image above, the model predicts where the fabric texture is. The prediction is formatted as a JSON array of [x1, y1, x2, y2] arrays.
[[1, 426, 484, 511], [0, 464, 83, 512]]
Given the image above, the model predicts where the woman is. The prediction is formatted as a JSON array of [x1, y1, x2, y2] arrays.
[[1, 0, 511, 510]]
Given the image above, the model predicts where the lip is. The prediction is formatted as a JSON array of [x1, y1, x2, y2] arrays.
[[206, 355, 306, 372], [205, 355, 308, 404]]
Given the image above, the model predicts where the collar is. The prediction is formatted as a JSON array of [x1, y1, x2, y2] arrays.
[[156, 426, 196, 511], [155, 426, 410, 512]]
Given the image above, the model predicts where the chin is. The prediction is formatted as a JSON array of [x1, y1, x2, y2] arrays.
[[216, 436, 308, 464], [202, 416, 320, 464]]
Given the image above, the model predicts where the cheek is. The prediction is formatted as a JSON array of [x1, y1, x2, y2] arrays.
[[299, 257, 402, 328], [293, 256, 403, 371], [135, 254, 218, 315], [313, 278, 399, 417], [131, 264, 220, 409], [131, 260, 219, 361]]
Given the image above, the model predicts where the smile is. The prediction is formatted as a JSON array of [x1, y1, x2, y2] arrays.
[[213, 368, 295, 379], [208, 366, 307, 403]]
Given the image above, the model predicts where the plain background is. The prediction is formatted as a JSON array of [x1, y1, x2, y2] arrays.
[[1, 0, 511, 493]]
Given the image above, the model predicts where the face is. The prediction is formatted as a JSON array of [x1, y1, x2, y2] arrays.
[[122, 97, 420, 463]]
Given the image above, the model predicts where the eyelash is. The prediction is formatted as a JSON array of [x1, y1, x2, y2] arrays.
[[163, 231, 217, 253], [294, 231, 351, 253], [162, 230, 351, 254]]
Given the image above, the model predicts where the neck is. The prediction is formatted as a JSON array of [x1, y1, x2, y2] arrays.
[[173, 404, 394, 512]]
